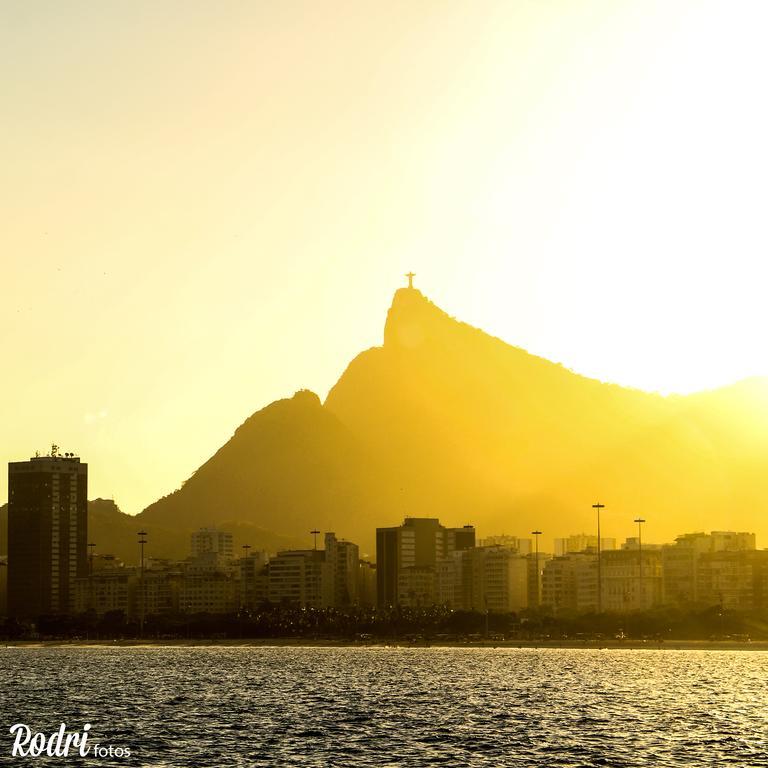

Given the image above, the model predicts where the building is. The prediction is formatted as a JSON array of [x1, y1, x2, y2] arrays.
[[74, 563, 136, 616], [527, 551, 552, 609], [261, 532, 364, 609], [696, 550, 768, 611], [190, 528, 234, 562], [375, 518, 475, 607], [662, 531, 756, 606], [322, 533, 359, 607], [554, 534, 616, 557], [239, 551, 269, 610], [0, 556, 7, 617], [357, 561, 377, 607], [601, 549, 662, 612], [477, 535, 532, 555], [661, 533, 712, 605], [711, 531, 756, 552], [397, 566, 437, 608], [461, 546, 529, 612], [180, 570, 237, 614], [8, 449, 88, 617], [267, 549, 324, 608], [140, 565, 183, 617], [622, 537, 662, 551], [542, 553, 598, 614], [436, 555, 462, 608]]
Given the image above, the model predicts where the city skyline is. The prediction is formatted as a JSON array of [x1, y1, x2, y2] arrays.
[[4, 481, 764, 624], [4, 444, 762, 621]]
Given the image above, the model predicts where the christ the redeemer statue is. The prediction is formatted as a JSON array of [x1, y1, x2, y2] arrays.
[[405, 272, 416, 289]]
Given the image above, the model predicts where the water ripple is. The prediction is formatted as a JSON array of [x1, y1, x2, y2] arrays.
[[0, 647, 767, 766]]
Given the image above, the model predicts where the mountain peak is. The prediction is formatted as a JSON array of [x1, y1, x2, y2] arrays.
[[384, 288, 456, 350], [290, 389, 322, 407]]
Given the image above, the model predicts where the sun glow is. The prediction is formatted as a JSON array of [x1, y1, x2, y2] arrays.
[[2, 1, 767, 513]]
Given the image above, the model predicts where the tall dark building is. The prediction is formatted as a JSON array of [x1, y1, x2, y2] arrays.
[[8, 449, 88, 618], [375, 518, 476, 608]]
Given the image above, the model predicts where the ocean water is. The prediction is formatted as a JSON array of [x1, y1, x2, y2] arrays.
[[1, 646, 767, 767]]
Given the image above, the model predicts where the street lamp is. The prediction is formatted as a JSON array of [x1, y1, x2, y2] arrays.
[[310, 529, 320, 550], [531, 530, 543, 608], [634, 517, 646, 608], [592, 503, 605, 613], [137, 531, 147, 638], [242, 544, 251, 612]]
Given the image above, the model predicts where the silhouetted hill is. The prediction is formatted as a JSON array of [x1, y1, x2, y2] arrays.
[[137, 390, 385, 554], [134, 288, 768, 549], [324, 288, 768, 541], [5, 290, 768, 553]]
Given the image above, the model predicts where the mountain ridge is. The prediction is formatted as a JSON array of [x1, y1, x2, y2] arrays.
[[136, 286, 768, 550], [5, 287, 767, 558]]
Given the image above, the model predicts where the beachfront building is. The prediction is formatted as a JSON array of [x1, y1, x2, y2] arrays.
[[375, 518, 476, 608]]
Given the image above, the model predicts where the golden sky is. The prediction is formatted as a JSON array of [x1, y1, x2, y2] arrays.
[[2, 1, 768, 520]]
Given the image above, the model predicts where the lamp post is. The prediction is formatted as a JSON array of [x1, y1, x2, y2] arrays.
[[310, 529, 320, 550], [242, 544, 251, 612], [592, 503, 605, 613], [531, 530, 543, 608], [137, 530, 147, 638], [634, 517, 646, 609]]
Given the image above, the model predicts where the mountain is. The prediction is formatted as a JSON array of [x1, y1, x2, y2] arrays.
[[136, 389, 387, 556], [135, 286, 768, 551], [3, 289, 768, 554], [325, 288, 768, 542], [3, 289, 768, 555]]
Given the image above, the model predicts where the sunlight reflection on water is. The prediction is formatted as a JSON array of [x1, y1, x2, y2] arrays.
[[1, 646, 767, 767]]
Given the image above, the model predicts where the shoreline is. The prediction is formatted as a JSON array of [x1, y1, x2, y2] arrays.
[[3, 638, 768, 651]]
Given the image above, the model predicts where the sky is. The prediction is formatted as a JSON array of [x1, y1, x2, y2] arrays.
[[2, 1, 768, 516]]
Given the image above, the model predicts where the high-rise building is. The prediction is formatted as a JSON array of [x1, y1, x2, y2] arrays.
[[0, 557, 7, 617], [696, 550, 768, 611], [262, 532, 361, 609], [239, 551, 269, 610], [455, 546, 529, 612], [527, 551, 552, 609], [322, 533, 359, 607], [190, 528, 234, 562], [357, 560, 377, 607], [375, 518, 476, 607], [267, 549, 325, 608], [8, 449, 88, 617], [541, 553, 598, 614], [661, 531, 756, 606], [601, 549, 662, 612]]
